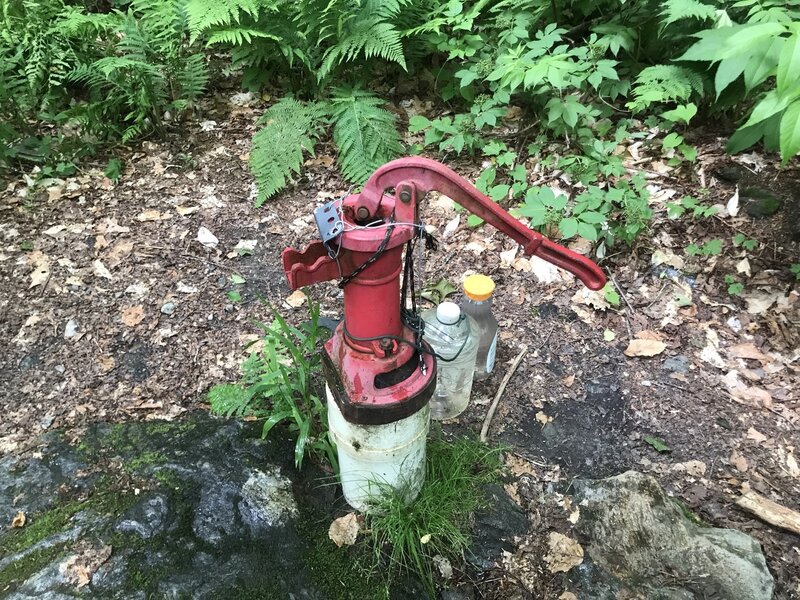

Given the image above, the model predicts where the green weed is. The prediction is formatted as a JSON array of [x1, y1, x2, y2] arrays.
[[366, 434, 502, 597]]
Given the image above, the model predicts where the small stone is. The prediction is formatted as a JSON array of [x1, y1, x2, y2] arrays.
[[64, 319, 79, 339], [115, 494, 170, 539], [662, 355, 690, 373], [39, 415, 55, 429], [54, 364, 65, 374], [715, 165, 745, 183], [741, 187, 783, 218], [160, 302, 176, 315], [224, 304, 234, 313]]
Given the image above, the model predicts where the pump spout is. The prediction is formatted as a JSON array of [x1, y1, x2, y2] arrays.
[[355, 157, 607, 290]]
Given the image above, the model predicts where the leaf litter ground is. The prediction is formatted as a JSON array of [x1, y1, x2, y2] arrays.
[[1, 94, 799, 598]]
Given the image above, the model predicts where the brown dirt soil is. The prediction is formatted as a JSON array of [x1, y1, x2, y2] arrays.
[[1, 98, 798, 599]]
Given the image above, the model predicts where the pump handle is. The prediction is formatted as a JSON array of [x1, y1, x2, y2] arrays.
[[355, 157, 606, 290]]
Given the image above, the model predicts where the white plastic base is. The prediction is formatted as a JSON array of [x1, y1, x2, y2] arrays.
[[327, 385, 430, 512]]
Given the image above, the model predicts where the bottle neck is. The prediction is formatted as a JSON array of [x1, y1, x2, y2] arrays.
[[464, 296, 492, 315]]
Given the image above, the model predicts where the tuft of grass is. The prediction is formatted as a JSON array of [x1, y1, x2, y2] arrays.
[[366, 434, 502, 596]]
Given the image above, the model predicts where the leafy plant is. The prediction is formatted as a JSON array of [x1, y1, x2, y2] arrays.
[[733, 233, 759, 251], [250, 88, 402, 203], [207, 294, 336, 470], [724, 274, 744, 295], [790, 263, 800, 280], [667, 195, 719, 219], [686, 238, 723, 256], [250, 98, 327, 206], [678, 4, 800, 161]]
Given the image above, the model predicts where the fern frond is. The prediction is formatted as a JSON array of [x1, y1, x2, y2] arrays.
[[660, 0, 717, 26], [330, 87, 402, 184], [208, 383, 255, 417], [627, 65, 705, 112], [184, 0, 267, 42], [250, 98, 327, 205], [175, 53, 208, 100], [206, 27, 281, 47], [317, 0, 408, 81]]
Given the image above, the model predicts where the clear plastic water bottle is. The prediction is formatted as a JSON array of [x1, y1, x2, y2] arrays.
[[421, 302, 478, 420], [461, 274, 499, 381]]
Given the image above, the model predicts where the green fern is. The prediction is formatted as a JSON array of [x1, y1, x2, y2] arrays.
[[184, 0, 264, 42], [627, 65, 705, 112], [250, 98, 327, 205], [330, 87, 403, 184], [208, 383, 255, 417], [660, 0, 717, 26], [317, 0, 408, 81]]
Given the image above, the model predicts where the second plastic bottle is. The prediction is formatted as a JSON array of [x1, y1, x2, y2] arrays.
[[421, 301, 478, 420]]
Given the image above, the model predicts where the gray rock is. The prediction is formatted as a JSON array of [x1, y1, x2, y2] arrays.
[[741, 187, 783, 218], [63, 319, 79, 339], [715, 165, 745, 183], [467, 484, 528, 570], [662, 355, 690, 373], [238, 467, 298, 531], [570, 471, 774, 600], [191, 467, 242, 546], [115, 493, 170, 539], [160, 301, 175, 315]]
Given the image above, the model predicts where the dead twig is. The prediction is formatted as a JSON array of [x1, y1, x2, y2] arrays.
[[480, 345, 528, 443], [610, 274, 635, 315], [736, 489, 800, 536]]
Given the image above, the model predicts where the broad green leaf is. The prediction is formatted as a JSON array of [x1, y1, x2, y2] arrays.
[[661, 103, 698, 124], [743, 37, 784, 92], [714, 56, 747, 97], [662, 132, 683, 149], [726, 123, 765, 153], [644, 435, 671, 453], [679, 26, 741, 62], [779, 99, 800, 162], [579, 211, 606, 224], [466, 214, 485, 228], [741, 90, 792, 128], [721, 23, 786, 60], [577, 221, 598, 240], [777, 34, 800, 94], [559, 217, 578, 239], [489, 184, 510, 201], [408, 115, 431, 133]]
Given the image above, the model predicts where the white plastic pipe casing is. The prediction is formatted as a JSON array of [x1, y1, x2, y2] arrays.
[[326, 385, 430, 512]]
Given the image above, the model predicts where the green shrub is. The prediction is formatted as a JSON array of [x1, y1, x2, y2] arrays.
[[207, 295, 337, 471]]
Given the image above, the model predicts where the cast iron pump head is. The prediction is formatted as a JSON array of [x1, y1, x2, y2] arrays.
[[282, 157, 606, 426]]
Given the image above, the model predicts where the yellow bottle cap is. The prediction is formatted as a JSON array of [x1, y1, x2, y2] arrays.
[[464, 274, 495, 301]]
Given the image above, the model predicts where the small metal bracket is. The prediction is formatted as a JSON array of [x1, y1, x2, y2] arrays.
[[314, 200, 344, 245]]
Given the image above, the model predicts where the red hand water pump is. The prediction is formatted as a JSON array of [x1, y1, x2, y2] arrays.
[[282, 157, 606, 429]]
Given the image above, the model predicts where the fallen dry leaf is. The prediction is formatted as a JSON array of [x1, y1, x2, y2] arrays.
[[672, 460, 707, 477], [624, 339, 666, 357], [729, 449, 749, 473], [285, 290, 306, 308], [544, 532, 584, 573], [328, 512, 360, 547], [176, 205, 200, 216], [28, 251, 50, 288], [92, 259, 113, 280], [59, 542, 112, 589], [11, 511, 26, 528], [137, 210, 171, 222], [726, 186, 739, 217], [121, 305, 145, 327], [746, 427, 767, 444], [727, 343, 770, 363], [536, 411, 553, 425], [562, 374, 575, 388], [197, 226, 219, 248]]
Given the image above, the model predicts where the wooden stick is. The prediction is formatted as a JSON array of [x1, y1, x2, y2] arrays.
[[735, 490, 800, 536], [480, 345, 528, 443]]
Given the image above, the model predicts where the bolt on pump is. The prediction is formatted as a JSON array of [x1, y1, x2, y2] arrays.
[[281, 157, 606, 512]]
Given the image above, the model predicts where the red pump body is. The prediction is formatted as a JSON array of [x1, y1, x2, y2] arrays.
[[282, 157, 605, 425]]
